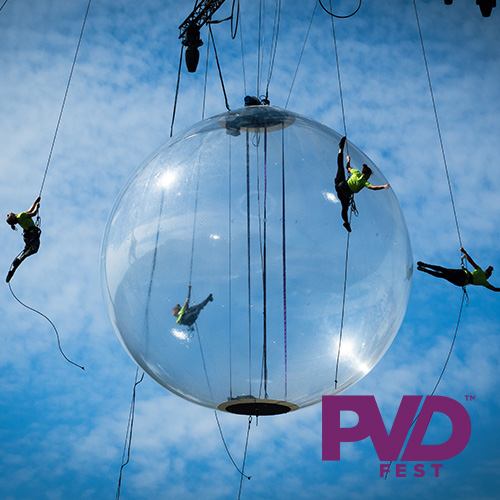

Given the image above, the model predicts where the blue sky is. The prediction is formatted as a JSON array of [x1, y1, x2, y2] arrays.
[[1, 1, 499, 499]]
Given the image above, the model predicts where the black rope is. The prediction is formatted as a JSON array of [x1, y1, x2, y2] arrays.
[[39, 0, 92, 199], [246, 130, 252, 395], [228, 138, 234, 399], [281, 124, 288, 400], [0, 0, 10, 13], [208, 23, 231, 111], [231, 0, 240, 39], [412, 0, 463, 249], [330, 1, 348, 139], [170, 44, 184, 138], [202, 34, 211, 120], [261, 127, 268, 399], [264, 0, 282, 101], [334, 208, 352, 388], [285, 0, 318, 109], [115, 368, 144, 500], [238, 416, 253, 500], [214, 411, 252, 480], [330, 0, 351, 389], [319, 0, 362, 18], [239, 12, 247, 96], [194, 323, 214, 400], [8, 283, 85, 370]]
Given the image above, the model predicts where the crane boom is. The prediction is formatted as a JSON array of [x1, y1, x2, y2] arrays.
[[178, 0, 227, 41]]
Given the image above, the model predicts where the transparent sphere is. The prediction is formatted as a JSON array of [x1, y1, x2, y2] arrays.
[[101, 106, 412, 415]]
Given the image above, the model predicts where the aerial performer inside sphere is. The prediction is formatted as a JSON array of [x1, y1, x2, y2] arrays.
[[172, 285, 213, 330], [6, 196, 42, 283], [334, 136, 390, 232], [418, 247, 500, 292]]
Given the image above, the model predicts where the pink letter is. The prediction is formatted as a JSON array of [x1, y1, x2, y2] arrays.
[[431, 464, 443, 477], [402, 396, 471, 461], [322, 395, 378, 460], [413, 464, 425, 477], [396, 463, 406, 477], [380, 464, 390, 477]]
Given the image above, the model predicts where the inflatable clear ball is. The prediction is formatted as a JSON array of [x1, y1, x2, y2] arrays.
[[101, 105, 412, 415]]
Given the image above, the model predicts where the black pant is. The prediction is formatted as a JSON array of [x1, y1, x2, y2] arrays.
[[11, 227, 41, 270], [418, 262, 468, 287], [179, 296, 211, 327], [334, 150, 353, 224]]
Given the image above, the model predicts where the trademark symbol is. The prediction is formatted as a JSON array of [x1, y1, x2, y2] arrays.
[[465, 395, 475, 402]]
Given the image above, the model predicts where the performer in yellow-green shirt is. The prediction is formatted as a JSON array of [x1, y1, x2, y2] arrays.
[[6, 197, 42, 283], [172, 285, 213, 330], [417, 247, 500, 292], [334, 136, 390, 232]]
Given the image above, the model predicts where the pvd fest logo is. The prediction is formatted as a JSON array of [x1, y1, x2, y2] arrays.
[[322, 395, 471, 477]]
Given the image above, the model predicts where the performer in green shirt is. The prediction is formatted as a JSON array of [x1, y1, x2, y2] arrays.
[[172, 285, 213, 330], [335, 136, 390, 232], [417, 247, 500, 291], [6, 197, 42, 283]]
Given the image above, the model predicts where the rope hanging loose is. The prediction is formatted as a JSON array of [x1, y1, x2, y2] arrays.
[[115, 368, 144, 500], [8, 283, 85, 370], [214, 411, 252, 481], [319, 0, 362, 19], [39, 0, 93, 200]]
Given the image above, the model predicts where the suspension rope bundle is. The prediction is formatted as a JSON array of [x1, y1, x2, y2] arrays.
[[115, 368, 144, 500], [264, 0, 282, 102], [8, 283, 85, 370]]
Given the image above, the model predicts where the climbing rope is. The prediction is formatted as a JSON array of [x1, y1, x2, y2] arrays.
[[38, 0, 92, 202], [412, 0, 463, 250], [334, 208, 352, 389], [329, 1, 352, 389], [8, 282, 85, 370], [115, 368, 144, 500]]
